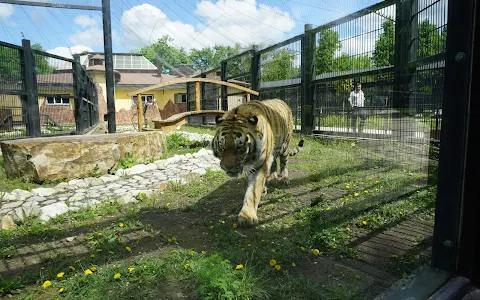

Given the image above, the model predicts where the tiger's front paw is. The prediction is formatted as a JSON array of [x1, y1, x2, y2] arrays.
[[266, 172, 278, 183], [277, 175, 291, 185], [238, 209, 259, 228]]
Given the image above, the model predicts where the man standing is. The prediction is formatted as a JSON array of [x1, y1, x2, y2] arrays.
[[348, 82, 367, 132]]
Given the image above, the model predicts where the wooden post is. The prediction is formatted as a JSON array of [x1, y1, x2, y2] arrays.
[[194, 81, 201, 111], [246, 92, 250, 102], [137, 94, 143, 132]]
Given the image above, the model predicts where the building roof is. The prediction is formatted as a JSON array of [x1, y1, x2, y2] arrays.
[[36, 73, 73, 85], [116, 72, 179, 85]]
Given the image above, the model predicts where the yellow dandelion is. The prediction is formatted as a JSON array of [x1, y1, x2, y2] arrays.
[[57, 272, 65, 278], [84, 269, 93, 275], [189, 250, 195, 256], [269, 259, 277, 266], [58, 287, 65, 293], [42, 280, 52, 288], [300, 246, 305, 251], [362, 221, 367, 225], [247, 244, 252, 247], [90, 267, 97, 272], [235, 264, 244, 270], [345, 185, 350, 189], [355, 275, 361, 279], [291, 262, 296, 267], [220, 220, 225, 224], [271, 249, 276, 253], [325, 207, 331, 211], [364, 190, 369, 193], [143, 265, 148, 269], [348, 207, 353, 211], [209, 226, 214, 230], [402, 272, 408, 278], [346, 227, 351, 231], [377, 216, 381, 220], [44, 228, 49, 231], [275, 265, 281, 271], [375, 180, 380, 184], [375, 188, 380, 192], [391, 254, 399, 259], [114, 273, 121, 279], [97, 232, 103, 236], [166, 203, 171, 207], [128, 267, 135, 273], [354, 193, 359, 197], [69, 266, 75, 271], [345, 197, 349, 201], [108, 251, 115, 255], [119, 223, 124, 228], [184, 264, 190, 269], [171, 249, 177, 253], [96, 249, 103, 252], [312, 249, 320, 256], [74, 259, 81, 264], [125, 246, 132, 252], [201, 250, 206, 254], [90, 254, 95, 258], [233, 223, 238, 229]]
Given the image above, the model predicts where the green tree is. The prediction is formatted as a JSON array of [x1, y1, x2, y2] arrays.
[[417, 20, 445, 58], [189, 44, 240, 71], [372, 19, 395, 67], [261, 49, 300, 82], [140, 35, 191, 74], [316, 29, 341, 75], [31, 43, 55, 74], [335, 53, 372, 71]]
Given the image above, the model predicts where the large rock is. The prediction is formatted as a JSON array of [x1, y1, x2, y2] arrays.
[[0, 131, 164, 183]]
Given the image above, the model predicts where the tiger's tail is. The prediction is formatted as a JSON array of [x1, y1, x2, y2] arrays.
[[287, 140, 304, 156]]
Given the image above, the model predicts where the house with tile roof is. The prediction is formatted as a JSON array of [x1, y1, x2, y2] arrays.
[[35, 52, 195, 127]]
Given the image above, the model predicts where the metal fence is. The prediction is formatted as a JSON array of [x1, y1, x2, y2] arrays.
[[0, 39, 98, 140]]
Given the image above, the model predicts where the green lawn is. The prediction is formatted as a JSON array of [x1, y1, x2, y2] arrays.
[[0, 126, 436, 299]]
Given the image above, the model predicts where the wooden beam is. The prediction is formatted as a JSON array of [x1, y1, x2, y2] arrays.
[[127, 78, 260, 97], [246, 92, 251, 102], [0, 0, 102, 10], [137, 94, 143, 132], [194, 81, 201, 111]]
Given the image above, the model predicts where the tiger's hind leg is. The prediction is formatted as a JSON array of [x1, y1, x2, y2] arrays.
[[277, 154, 290, 184]]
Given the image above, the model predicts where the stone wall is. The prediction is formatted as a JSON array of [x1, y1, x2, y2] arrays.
[[0, 131, 165, 183]]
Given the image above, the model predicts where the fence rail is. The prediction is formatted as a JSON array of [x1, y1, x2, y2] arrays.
[[0, 39, 98, 140]]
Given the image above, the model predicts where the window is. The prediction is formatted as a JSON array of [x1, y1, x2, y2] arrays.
[[174, 93, 187, 104], [45, 95, 70, 105], [133, 94, 154, 105]]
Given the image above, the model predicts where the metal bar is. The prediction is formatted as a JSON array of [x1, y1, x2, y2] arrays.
[[408, 53, 446, 69], [250, 45, 260, 99], [31, 49, 74, 63], [137, 94, 143, 132], [0, 0, 102, 10], [221, 49, 253, 64], [312, 67, 395, 83], [73, 55, 84, 133], [257, 34, 303, 55], [310, 0, 399, 34], [0, 90, 27, 96], [226, 71, 252, 81], [20, 39, 41, 137], [194, 81, 200, 111], [431, 0, 477, 273], [221, 61, 228, 111], [301, 24, 314, 133], [0, 41, 23, 50], [102, 0, 116, 133], [456, 0, 479, 285]]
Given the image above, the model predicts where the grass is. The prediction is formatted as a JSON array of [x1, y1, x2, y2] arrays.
[[0, 129, 436, 299]]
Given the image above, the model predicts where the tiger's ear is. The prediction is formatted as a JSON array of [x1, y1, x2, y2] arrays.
[[215, 115, 224, 124], [248, 116, 258, 125]]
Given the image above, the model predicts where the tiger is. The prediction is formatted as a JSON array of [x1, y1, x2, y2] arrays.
[[212, 99, 304, 228]]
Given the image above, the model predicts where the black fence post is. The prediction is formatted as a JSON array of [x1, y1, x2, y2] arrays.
[[301, 24, 315, 133], [73, 54, 85, 133], [21, 39, 41, 137], [251, 45, 260, 99], [221, 61, 228, 111], [201, 73, 206, 124]]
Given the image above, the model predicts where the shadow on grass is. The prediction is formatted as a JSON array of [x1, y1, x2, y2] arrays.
[[0, 167, 435, 300]]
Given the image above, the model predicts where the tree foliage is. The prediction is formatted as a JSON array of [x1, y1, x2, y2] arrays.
[[31, 43, 56, 74], [140, 35, 191, 74], [316, 29, 341, 75], [260, 49, 300, 82], [372, 19, 395, 67], [0, 43, 54, 81], [189, 44, 241, 71]]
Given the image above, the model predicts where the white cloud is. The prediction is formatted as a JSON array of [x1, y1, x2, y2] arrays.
[[69, 27, 104, 48], [74, 15, 97, 28], [47, 45, 93, 58], [0, 4, 14, 18], [119, 1, 295, 51]]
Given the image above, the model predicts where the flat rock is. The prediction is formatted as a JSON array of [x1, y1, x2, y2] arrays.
[[99, 174, 119, 183], [39, 202, 69, 221], [84, 177, 105, 186], [3, 189, 34, 201], [1, 201, 24, 209], [11, 206, 42, 223], [0, 131, 164, 182], [32, 187, 57, 197], [1, 215, 16, 230]]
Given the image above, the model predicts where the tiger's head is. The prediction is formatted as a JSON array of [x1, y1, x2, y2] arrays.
[[212, 106, 267, 178]]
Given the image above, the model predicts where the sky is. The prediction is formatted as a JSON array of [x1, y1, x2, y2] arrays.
[[0, 0, 446, 60]]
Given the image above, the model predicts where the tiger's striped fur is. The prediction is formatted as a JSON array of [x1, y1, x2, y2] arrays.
[[212, 99, 304, 227]]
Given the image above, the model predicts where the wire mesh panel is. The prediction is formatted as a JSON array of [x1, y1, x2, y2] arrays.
[[33, 51, 76, 135], [0, 42, 26, 140], [258, 86, 302, 129]]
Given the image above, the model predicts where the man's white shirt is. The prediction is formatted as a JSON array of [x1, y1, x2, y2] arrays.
[[348, 90, 365, 107]]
